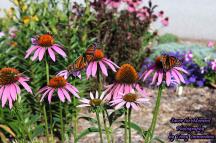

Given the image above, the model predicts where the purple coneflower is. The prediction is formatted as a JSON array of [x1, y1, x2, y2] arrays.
[[39, 76, 79, 103], [110, 90, 149, 111], [86, 49, 119, 79], [77, 91, 107, 107], [57, 64, 82, 79], [0, 68, 32, 109], [140, 56, 189, 86], [105, 64, 146, 100], [25, 34, 66, 62]]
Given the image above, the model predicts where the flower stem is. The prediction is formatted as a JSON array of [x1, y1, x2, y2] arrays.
[[73, 96, 78, 143], [128, 108, 132, 143], [45, 58, 53, 142], [96, 112, 103, 143], [43, 105, 49, 143], [102, 111, 111, 143], [124, 110, 128, 143], [59, 101, 65, 142], [145, 85, 163, 143]]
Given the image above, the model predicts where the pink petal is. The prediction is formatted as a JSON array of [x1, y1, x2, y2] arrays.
[[25, 46, 39, 59], [142, 66, 155, 81], [115, 101, 126, 109], [102, 59, 116, 72], [99, 61, 108, 76], [174, 67, 189, 74], [66, 83, 79, 92], [65, 85, 79, 98], [131, 103, 139, 111], [173, 69, 185, 83], [0, 86, 4, 99], [48, 89, 55, 104], [38, 86, 49, 94], [57, 88, 65, 102], [40, 88, 52, 102], [103, 58, 119, 68], [157, 71, 163, 86], [14, 84, 21, 95], [48, 48, 56, 62], [92, 62, 98, 77], [86, 62, 93, 79], [38, 48, 46, 61], [126, 102, 131, 109], [8, 96, 13, 109], [31, 47, 41, 61], [10, 84, 17, 101], [18, 79, 32, 94], [166, 71, 171, 86], [62, 88, 71, 102], [171, 70, 180, 84], [2, 86, 9, 108], [151, 72, 158, 85], [52, 45, 66, 58]]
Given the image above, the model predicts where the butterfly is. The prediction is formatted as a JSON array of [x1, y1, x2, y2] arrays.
[[160, 55, 182, 71], [68, 43, 97, 72]]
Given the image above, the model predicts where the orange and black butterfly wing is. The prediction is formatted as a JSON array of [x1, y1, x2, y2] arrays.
[[71, 56, 87, 72], [160, 55, 170, 71], [169, 56, 182, 68], [85, 43, 97, 62]]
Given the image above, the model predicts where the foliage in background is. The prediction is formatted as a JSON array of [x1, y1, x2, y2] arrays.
[[157, 33, 179, 44]]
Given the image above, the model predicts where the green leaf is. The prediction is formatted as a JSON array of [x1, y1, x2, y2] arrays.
[[78, 116, 97, 124], [153, 136, 165, 143], [75, 127, 99, 142], [31, 125, 44, 139], [108, 109, 125, 126]]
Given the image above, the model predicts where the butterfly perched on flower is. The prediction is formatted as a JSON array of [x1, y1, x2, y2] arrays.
[[68, 43, 98, 72], [159, 54, 182, 71]]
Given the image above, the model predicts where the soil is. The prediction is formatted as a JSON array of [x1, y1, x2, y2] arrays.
[[76, 87, 216, 143]]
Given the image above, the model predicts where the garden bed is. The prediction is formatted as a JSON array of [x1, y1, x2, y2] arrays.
[[78, 87, 216, 143]]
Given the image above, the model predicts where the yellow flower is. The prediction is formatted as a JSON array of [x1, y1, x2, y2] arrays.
[[23, 16, 31, 25], [21, 4, 27, 12], [32, 15, 39, 21]]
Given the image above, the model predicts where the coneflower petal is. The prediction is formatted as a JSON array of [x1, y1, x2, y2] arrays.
[[99, 61, 108, 76], [92, 62, 98, 77], [31, 48, 41, 61], [48, 89, 54, 104], [57, 88, 65, 102], [38, 48, 46, 61], [157, 71, 163, 85], [52, 45, 66, 58], [166, 71, 171, 86], [48, 48, 56, 62], [62, 88, 71, 102], [10, 84, 17, 101]]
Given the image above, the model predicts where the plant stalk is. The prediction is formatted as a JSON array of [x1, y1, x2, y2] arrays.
[[145, 85, 163, 143], [128, 108, 132, 143], [102, 111, 111, 143], [124, 110, 128, 143], [96, 112, 103, 143], [59, 101, 65, 142]]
